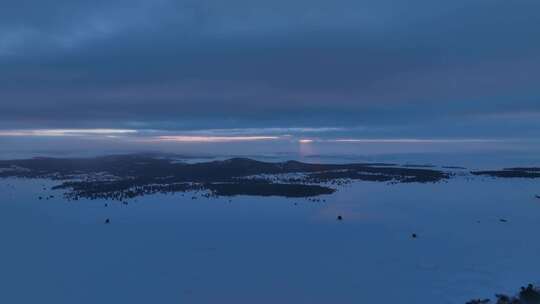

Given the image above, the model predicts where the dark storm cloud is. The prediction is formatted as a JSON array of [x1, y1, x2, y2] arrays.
[[1, 0, 539, 135]]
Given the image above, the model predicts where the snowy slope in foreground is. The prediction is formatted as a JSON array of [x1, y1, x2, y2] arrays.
[[0, 176, 539, 304]]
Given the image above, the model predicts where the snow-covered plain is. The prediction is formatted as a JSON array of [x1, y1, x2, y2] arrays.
[[0, 172, 539, 303]]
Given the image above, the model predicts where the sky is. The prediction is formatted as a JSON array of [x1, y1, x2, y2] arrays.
[[1, 0, 539, 158]]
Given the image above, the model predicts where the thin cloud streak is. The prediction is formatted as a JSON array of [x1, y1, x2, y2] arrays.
[[168, 127, 347, 136], [302, 138, 511, 143], [0, 129, 137, 137], [333, 139, 506, 143], [0, 128, 534, 146], [155, 135, 281, 143]]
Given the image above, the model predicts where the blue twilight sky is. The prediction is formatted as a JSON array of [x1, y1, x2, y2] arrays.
[[0, 0, 539, 156]]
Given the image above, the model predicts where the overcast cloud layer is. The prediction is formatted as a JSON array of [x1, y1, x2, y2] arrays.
[[1, 0, 539, 138]]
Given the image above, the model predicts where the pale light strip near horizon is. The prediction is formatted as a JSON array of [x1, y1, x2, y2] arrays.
[[0, 128, 533, 144], [0, 128, 283, 142], [154, 135, 282, 142], [0, 127, 341, 137], [298, 138, 517, 144], [327, 139, 509, 143], [0, 129, 138, 136]]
